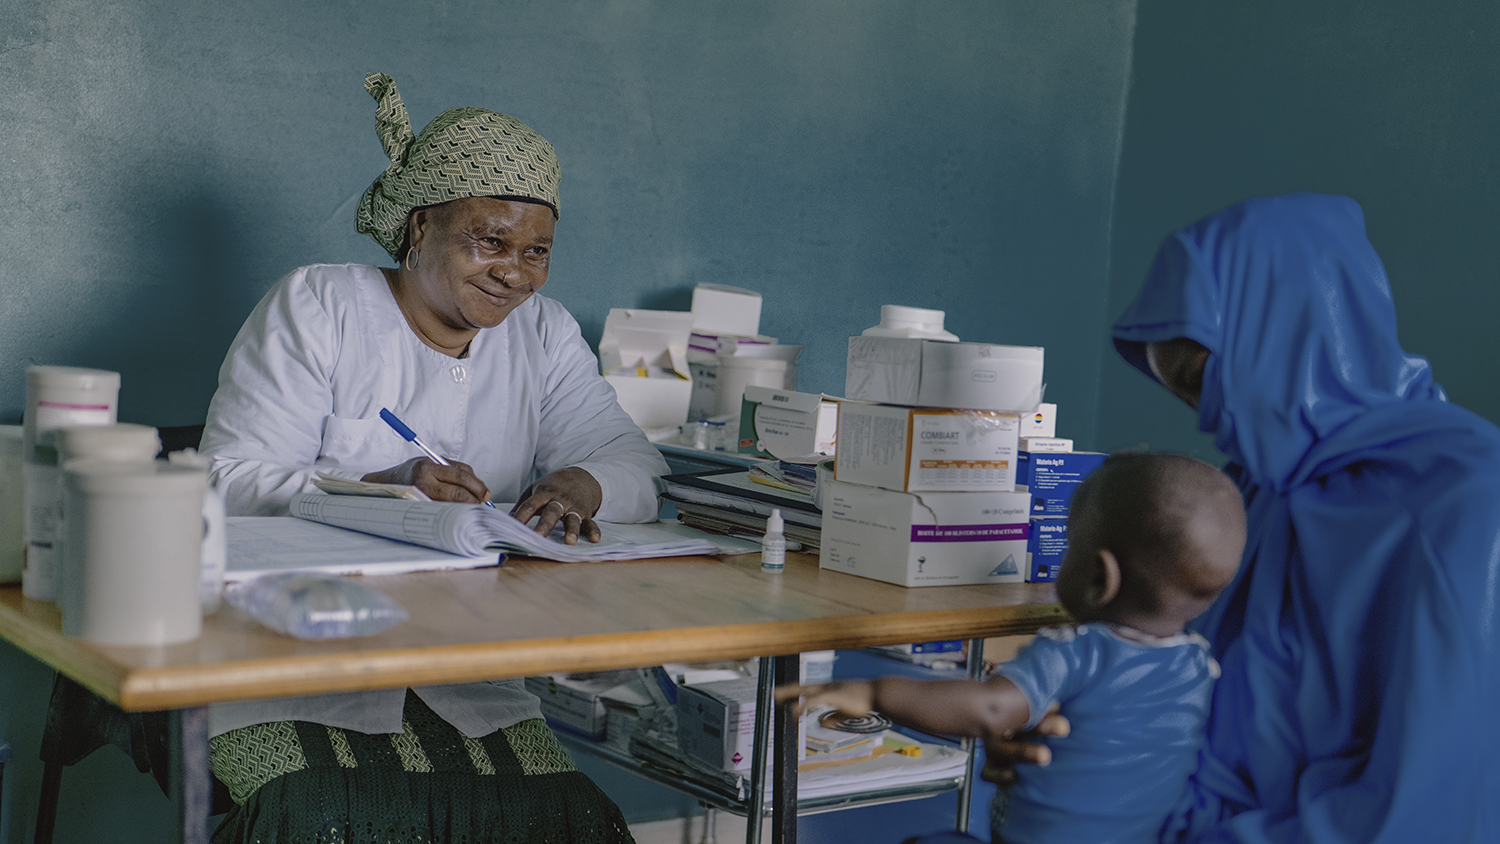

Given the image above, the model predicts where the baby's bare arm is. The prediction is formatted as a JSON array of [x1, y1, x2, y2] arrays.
[[775, 676, 1032, 742], [867, 675, 1032, 741]]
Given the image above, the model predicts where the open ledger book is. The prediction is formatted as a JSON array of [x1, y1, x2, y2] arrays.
[[285, 492, 747, 564]]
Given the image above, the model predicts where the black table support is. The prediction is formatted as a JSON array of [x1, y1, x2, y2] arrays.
[[169, 707, 211, 844], [771, 654, 801, 844]]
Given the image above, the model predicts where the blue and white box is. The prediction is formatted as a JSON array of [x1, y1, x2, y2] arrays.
[[1016, 451, 1107, 516], [1025, 518, 1068, 582]]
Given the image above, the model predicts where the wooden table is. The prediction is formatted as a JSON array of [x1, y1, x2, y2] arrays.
[[0, 551, 1065, 843]]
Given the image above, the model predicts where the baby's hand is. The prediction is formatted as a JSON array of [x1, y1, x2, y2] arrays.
[[773, 680, 876, 718]]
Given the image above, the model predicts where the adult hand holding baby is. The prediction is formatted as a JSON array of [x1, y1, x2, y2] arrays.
[[979, 705, 1069, 786]]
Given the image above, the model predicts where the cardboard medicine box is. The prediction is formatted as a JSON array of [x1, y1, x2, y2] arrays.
[[1026, 518, 1068, 583], [598, 309, 694, 430], [737, 386, 839, 460], [1017, 451, 1107, 516], [819, 480, 1030, 586], [690, 283, 763, 338], [676, 676, 760, 771], [1020, 437, 1072, 453], [836, 403, 1019, 492], [524, 670, 641, 740], [845, 337, 1044, 412], [1019, 403, 1057, 439]]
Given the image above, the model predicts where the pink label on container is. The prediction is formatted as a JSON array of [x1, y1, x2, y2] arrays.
[[37, 401, 113, 411]]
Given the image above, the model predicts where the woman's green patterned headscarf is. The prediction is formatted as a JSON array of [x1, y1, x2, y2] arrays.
[[354, 73, 561, 260]]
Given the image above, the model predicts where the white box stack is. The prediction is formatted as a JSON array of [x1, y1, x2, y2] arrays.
[[823, 329, 1056, 588]]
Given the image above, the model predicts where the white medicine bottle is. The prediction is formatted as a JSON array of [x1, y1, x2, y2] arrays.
[[761, 508, 786, 572], [860, 305, 960, 341]]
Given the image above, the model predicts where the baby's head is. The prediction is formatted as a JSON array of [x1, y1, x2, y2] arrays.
[[1055, 453, 1246, 636]]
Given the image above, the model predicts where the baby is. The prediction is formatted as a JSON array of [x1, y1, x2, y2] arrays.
[[777, 452, 1247, 844]]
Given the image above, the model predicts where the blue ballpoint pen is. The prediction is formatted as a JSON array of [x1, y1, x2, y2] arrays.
[[379, 407, 497, 508]]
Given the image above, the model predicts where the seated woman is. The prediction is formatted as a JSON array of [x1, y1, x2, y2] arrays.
[[988, 193, 1499, 843], [199, 73, 667, 843]]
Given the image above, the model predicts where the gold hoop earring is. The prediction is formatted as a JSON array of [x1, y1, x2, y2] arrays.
[[404, 250, 420, 271]]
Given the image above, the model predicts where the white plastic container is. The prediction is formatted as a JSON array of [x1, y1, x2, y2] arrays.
[[167, 449, 227, 613], [801, 650, 837, 685], [22, 366, 120, 600], [0, 426, 24, 583], [712, 346, 800, 421], [859, 305, 960, 341], [55, 424, 160, 465], [54, 424, 163, 604], [60, 461, 206, 645]]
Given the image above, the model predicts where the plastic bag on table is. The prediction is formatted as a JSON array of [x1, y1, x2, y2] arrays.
[[226, 573, 408, 639]]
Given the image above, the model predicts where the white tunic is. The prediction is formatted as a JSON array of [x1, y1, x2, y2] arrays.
[[200, 263, 669, 737]]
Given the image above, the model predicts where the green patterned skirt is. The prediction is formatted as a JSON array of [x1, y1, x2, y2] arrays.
[[210, 691, 635, 844]]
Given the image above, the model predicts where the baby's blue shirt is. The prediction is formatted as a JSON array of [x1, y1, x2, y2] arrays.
[[992, 623, 1218, 844]]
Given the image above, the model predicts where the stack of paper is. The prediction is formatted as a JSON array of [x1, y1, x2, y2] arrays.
[[288, 493, 751, 563], [629, 724, 966, 803], [665, 469, 822, 551]]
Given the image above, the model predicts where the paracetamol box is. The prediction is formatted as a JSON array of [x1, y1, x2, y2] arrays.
[[836, 403, 1020, 492], [1026, 518, 1068, 582], [819, 480, 1030, 586], [1017, 451, 1107, 516]]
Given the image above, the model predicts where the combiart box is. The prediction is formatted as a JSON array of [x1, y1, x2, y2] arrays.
[[819, 480, 1029, 586], [836, 403, 1020, 493]]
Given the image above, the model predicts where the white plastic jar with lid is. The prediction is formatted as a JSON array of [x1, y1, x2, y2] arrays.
[[53, 424, 163, 607], [60, 460, 206, 645], [167, 448, 228, 613], [22, 366, 121, 600], [55, 423, 160, 465], [859, 305, 960, 341]]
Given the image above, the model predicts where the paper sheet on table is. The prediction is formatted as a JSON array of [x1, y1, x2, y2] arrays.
[[287, 492, 745, 562], [226, 517, 496, 582]]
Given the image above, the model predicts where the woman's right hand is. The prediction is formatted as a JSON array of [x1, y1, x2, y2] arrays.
[[363, 457, 492, 504], [979, 706, 1070, 786]]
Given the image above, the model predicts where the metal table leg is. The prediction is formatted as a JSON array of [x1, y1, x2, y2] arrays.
[[746, 657, 774, 844], [169, 707, 211, 844], [770, 654, 799, 844], [954, 637, 986, 833], [744, 654, 801, 844]]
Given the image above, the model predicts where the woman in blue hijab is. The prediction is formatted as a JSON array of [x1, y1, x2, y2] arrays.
[[1111, 192, 1499, 842]]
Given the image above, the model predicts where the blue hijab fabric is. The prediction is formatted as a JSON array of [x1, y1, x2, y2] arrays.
[[1113, 193, 1500, 843]]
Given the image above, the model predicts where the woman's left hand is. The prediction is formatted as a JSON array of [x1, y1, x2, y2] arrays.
[[511, 467, 604, 545]]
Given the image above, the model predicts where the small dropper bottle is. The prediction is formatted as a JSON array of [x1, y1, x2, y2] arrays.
[[761, 508, 787, 572]]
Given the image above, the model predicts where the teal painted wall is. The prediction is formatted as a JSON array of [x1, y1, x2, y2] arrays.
[[1, 1, 1134, 841], [1, 0, 1131, 437], [1096, 1, 1500, 459]]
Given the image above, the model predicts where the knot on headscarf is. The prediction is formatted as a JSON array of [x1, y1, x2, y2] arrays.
[[354, 72, 562, 260], [366, 72, 415, 173]]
